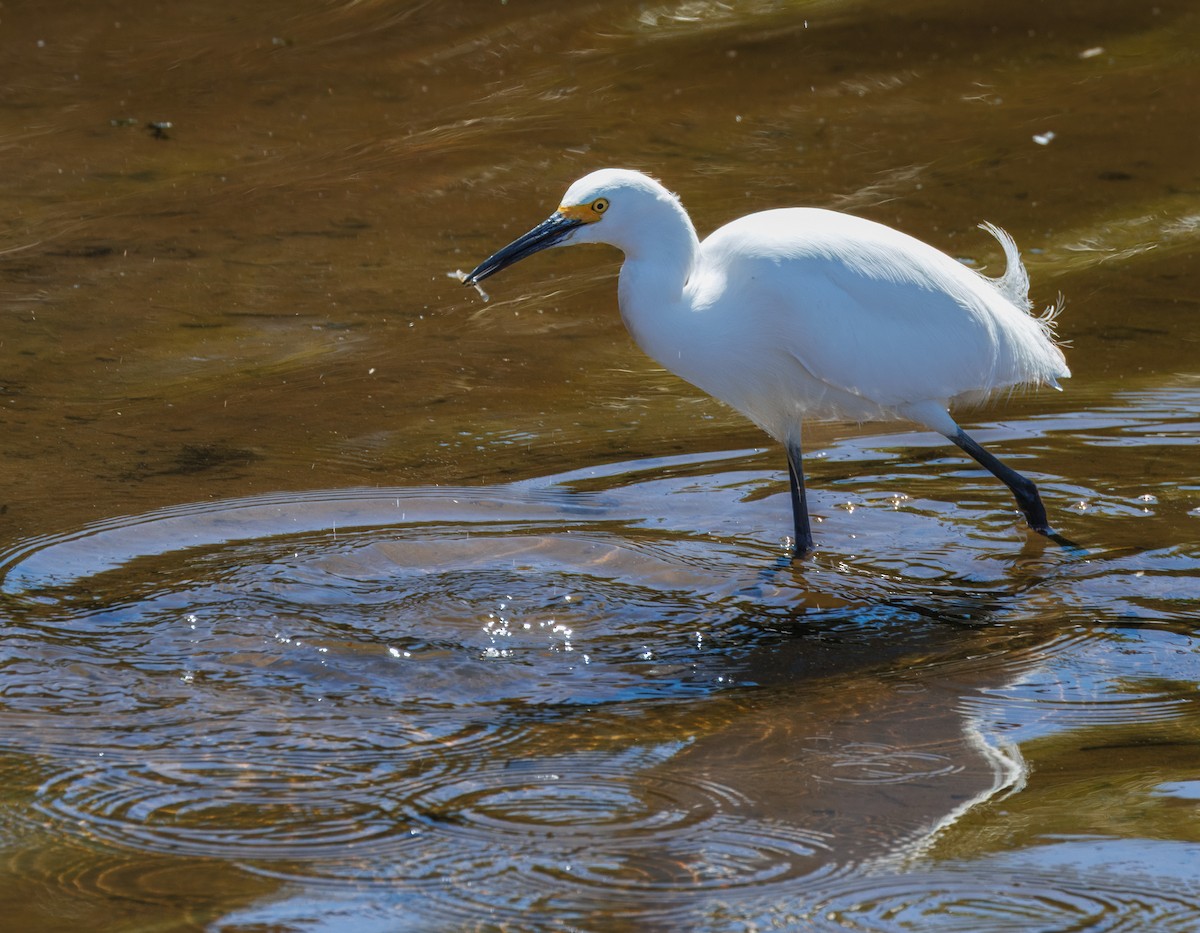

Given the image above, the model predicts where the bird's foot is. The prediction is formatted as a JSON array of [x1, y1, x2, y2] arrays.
[[786, 526, 816, 559], [1031, 523, 1088, 556]]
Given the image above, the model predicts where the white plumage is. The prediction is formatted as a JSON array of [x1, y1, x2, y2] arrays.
[[464, 168, 1070, 554]]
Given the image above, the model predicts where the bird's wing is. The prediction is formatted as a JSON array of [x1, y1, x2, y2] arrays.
[[780, 255, 1003, 406], [704, 209, 1027, 410]]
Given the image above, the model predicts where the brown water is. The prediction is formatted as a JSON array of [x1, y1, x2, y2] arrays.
[[2, 1, 1198, 930]]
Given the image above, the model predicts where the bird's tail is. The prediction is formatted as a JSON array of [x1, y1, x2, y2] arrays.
[[978, 221, 1031, 310], [979, 221, 1065, 332]]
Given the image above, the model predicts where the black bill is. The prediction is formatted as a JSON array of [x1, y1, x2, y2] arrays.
[[463, 212, 584, 286]]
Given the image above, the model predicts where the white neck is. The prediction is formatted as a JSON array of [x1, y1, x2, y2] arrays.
[[615, 203, 700, 359]]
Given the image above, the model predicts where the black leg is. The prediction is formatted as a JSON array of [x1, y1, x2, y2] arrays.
[[785, 437, 815, 556], [950, 427, 1051, 534]]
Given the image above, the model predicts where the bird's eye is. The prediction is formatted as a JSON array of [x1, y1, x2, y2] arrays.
[[592, 198, 609, 215]]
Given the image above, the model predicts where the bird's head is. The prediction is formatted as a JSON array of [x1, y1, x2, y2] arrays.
[[461, 169, 680, 286]]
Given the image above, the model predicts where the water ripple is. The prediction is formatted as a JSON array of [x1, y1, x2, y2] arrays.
[[31, 755, 440, 860], [802, 852, 1200, 932], [1, 436, 1197, 930]]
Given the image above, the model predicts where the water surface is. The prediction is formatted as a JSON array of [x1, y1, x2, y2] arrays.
[[2, 1, 1198, 930]]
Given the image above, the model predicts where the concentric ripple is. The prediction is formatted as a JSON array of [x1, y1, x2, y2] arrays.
[[31, 756, 425, 860], [230, 754, 837, 931], [1, 432, 1198, 930], [237, 750, 833, 896], [958, 625, 1200, 748], [0, 843, 273, 929], [800, 847, 1200, 932]]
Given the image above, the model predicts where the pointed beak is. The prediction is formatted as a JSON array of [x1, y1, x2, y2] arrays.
[[462, 212, 585, 286]]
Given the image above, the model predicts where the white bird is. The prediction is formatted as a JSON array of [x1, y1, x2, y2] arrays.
[[462, 169, 1070, 555]]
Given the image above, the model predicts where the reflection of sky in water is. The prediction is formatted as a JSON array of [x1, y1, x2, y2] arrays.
[[819, 840, 1200, 931], [212, 840, 1200, 931], [1154, 781, 1200, 800], [965, 626, 1198, 746]]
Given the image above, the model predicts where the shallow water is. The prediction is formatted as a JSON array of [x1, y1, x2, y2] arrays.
[[2, 1, 1199, 930]]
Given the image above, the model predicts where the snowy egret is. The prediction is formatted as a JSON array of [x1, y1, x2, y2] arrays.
[[462, 169, 1069, 555]]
